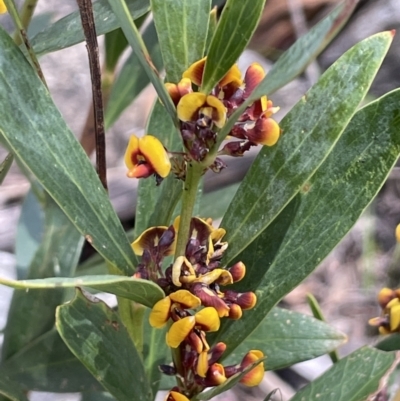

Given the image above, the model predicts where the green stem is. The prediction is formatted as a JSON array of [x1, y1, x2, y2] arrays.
[[4, 0, 47, 87], [174, 162, 203, 259], [12, 0, 39, 45]]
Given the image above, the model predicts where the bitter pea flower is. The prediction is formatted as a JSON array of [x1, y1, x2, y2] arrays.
[[133, 216, 264, 396], [165, 57, 281, 166], [124, 134, 171, 182], [0, 1, 6, 14], [369, 287, 400, 334]]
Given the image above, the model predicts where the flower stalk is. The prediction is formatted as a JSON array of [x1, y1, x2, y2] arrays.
[[174, 162, 203, 260]]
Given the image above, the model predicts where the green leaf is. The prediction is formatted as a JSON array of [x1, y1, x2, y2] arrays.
[[192, 356, 267, 401], [31, 0, 150, 56], [143, 309, 169, 398], [56, 289, 152, 401], [105, 21, 163, 129], [14, 189, 44, 279], [221, 31, 394, 265], [376, 334, 400, 351], [1, 196, 83, 360], [220, 0, 360, 140], [0, 27, 136, 275], [151, 0, 211, 83], [200, 183, 239, 220], [133, 101, 182, 241], [81, 393, 115, 401], [224, 307, 346, 370], [107, 0, 178, 125], [290, 347, 400, 401], [201, 0, 265, 94], [0, 329, 102, 392], [214, 88, 400, 355], [0, 274, 163, 308], [0, 153, 13, 185], [307, 293, 340, 363], [0, 378, 28, 401], [104, 28, 129, 73]]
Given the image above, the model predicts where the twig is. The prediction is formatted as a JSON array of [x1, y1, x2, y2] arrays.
[[12, 0, 39, 45], [76, 0, 108, 190], [4, 0, 47, 87]]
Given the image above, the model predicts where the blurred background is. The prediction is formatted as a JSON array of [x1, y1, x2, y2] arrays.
[[1, 0, 400, 399]]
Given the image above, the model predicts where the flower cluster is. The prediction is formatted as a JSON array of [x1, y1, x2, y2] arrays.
[[369, 287, 400, 334], [124, 57, 280, 184], [131, 217, 264, 399]]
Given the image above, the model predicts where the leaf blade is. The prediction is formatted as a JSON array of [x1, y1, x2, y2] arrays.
[[221, 31, 394, 265], [151, 0, 211, 83], [215, 87, 400, 355], [0, 26, 136, 275], [56, 289, 151, 401]]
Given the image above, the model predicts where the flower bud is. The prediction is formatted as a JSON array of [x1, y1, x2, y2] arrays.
[[228, 261, 246, 282]]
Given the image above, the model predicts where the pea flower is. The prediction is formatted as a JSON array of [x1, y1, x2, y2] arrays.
[[369, 287, 400, 334], [124, 134, 171, 182], [0, 1, 6, 14]]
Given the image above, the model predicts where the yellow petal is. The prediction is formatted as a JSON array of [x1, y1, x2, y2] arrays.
[[124, 135, 140, 170], [0, 1, 7, 13], [390, 303, 400, 331], [195, 307, 220, 332], [166, 316, 195, 348], [166, 391, 190, 401], [194, 269, 233, 286], [196, 351, 209, 378], [177, 92, 207, 122], [182, 57, 206, 86], [131, 226, 168, 255], [139, 135, 171, 178], [396, 224, 400, 243], [169, 290, 201, 309], [205, 95, 226, 128], [149, 297, 172, 328], [240, 350, 265, 387], [219, 63, 242, 88]]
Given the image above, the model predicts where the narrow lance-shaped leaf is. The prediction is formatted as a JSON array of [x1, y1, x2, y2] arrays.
[[106, 0, 178, 125], [220, 31, 394, 265], [290, 347, 400, 401], [0, 274, 164, 308], [1, 195, 84, 361], [0, 329, 102, 392], [31, 0, 150, 56], [0, 377, 28, 401], [224, 307, 346, 371], [151, 0, 211, 82], [201, 0, 265, 94], [0, 27, 136, 275], [220, 0, 359, 140], [56, 289, 152, 401], [214, 88, 400, 355]]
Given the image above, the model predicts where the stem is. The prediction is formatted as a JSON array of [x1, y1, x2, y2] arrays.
[[174, 162, 203, 259], [12, 0, 39, 45], [4, 0, 47, 87]]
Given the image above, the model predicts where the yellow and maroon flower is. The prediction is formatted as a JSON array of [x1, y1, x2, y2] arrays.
[[369, 287, 400, 334], [177, 92, 227, 128], [132, 226, 174, 256], [165, 78, 193, 106], [124, 134, 171, 180], [182, 57, 242, 90], [149, 290, 201, 328], [239, 350, 265, 387], [0, 1, 6, 13]]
